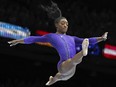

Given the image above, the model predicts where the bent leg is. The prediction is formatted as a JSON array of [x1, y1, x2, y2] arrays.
[[45, 53, 85, 86], [71, 38, 89, 65], [60, 38, 89, 71], [45, 39, 89, 86]]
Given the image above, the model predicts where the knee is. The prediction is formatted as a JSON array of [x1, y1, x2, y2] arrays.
[[56, 73, 68, 81], [60, 76, 71, 81], [73, 58, 82, 65]]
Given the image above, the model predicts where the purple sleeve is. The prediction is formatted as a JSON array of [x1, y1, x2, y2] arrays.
[[74, 36, 97, 45], [89, 37, 97, 44], [24, 35, 49, 44], [74, 36, 83, 44]]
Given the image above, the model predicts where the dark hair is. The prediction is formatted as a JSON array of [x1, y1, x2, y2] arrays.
[[54, 17, 66, 24], [41, 1, 66, 24]]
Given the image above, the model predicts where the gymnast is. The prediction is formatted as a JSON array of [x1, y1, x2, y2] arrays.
[[8, 1, 108, 86]]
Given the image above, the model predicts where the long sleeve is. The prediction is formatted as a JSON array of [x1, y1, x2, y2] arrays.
[[24, 35, 49, 44], [74, 36, 83, 45], [74, 36, 97, 45], [74, 36, 98, 53], [89, 37, 97, 44]]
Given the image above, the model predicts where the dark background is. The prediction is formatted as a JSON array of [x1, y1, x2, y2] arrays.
[[0, 0, 116, 87]]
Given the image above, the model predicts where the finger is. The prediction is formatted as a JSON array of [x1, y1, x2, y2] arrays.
[[105, 32, 108, 34], [10, 43, 14, 47], [8, 41, 12, 44], [10, 43, 18, 47], [8, 40, 17, 44], [104, 32, 108, 36], [8, 40, 15, 44], [10, 44, 14, 47]]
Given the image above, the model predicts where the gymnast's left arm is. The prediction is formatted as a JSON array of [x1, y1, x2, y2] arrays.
[[74, 32, 108, 45], [89, 32, 108, 44], [96, 32, 108, 43]]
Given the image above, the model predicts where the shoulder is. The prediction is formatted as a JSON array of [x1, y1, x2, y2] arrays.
[[66, 34, 76, 38], [44, 33, 57, 38], [46, 33, 56, 36]]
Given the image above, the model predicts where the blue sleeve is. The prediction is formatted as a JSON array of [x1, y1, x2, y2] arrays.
[[24, 34, 50, 44], [74, 36, 97, 45], [89, 37, 97, 45], [74, 36, 98, 53], [74, 36, 83, 45]]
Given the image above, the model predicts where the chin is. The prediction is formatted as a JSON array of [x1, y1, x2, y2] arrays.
[[64, 30, 67, 33], [63, 31, 67, 34]]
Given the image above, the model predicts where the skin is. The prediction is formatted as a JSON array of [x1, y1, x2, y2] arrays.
[[8, 18, 108, 86], [45, 18, 108, 86], [55, 18, 68, 34], [45, 18, 89, 85]]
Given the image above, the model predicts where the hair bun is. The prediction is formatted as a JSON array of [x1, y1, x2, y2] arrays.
[[41, 1, 62, 20]]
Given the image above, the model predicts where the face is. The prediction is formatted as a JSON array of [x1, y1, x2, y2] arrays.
[[55, 18, 68, 34]]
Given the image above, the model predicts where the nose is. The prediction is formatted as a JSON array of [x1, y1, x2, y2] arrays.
[[64, 24, 68, 28], [64, 26, 67, 29]]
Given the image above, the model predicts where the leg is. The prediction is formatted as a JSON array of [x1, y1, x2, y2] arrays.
[[46, 69, 75, 86], [71, 38, 89, 65], [45, 54, 85, 86], [60, 38, 89, 71], [45, 39, 89, 86]]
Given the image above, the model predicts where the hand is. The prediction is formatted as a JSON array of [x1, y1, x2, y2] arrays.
[[102, 32, 108, 41], [8, 40, 20, 46]]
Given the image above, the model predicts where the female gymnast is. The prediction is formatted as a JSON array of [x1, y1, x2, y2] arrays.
[[8, 1, 108, 86]]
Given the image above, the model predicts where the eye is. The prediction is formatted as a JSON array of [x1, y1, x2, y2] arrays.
[[61, 22, 65, 25], [60, 21, 68, 25]]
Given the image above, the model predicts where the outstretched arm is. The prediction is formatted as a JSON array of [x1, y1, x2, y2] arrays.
[[74, 32, 108, 45], [89, 32, 108, 44], [8, 35, 49, 46]]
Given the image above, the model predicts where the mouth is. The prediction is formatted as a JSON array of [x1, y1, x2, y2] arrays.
[[63, 26, 68, 29]]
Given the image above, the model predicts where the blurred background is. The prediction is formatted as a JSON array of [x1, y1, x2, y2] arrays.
[[0, 0, 116, 87]]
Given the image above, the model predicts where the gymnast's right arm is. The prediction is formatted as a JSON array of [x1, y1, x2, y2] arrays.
[[8, 34, 49, 46]]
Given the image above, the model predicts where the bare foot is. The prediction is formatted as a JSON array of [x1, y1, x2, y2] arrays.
[[82, 38, 89, 56], [46, 76, 54, 86]]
